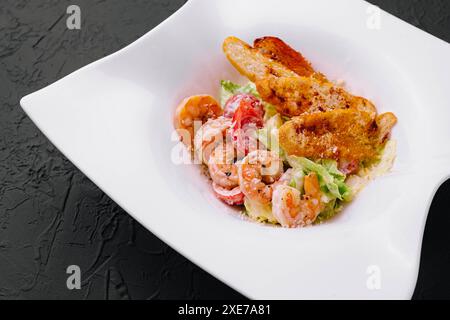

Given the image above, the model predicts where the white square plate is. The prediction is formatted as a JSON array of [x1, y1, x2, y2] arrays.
[[21, 0, 450, 299]]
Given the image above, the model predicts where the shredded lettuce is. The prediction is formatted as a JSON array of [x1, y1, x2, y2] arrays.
[[319, 159, 345, 181], [220, 80, 259, 106], [288, 169, 305, 192], [318, 159, 352, 201], [287, 156, 352, 202], [244, 197, 277, 224], [256, 114, 286, 159], [337, 181, 352, 202], [315, 199, 344, 223]]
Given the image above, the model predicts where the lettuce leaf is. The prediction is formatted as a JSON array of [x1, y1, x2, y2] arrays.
[[220, 80, 259, 106], [287, 156, 351, 201], [256, 114, 285, 159], [244, 197, 277, 224], [315, 199, 344, 223], [288, 169, 305, 192], [319, 159, 345, 181], [318, 159, 352, 201]]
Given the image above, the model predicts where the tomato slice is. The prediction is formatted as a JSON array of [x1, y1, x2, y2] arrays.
[[224, 93, 264, 120], [212, 183, 245, 206], [224, 94, 265, 156]]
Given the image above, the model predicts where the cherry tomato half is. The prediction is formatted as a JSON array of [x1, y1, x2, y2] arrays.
[[226, 94, 265, 156], [224, 93, 264, 120]]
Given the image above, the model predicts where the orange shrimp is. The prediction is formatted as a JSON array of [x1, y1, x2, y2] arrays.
[[272, 172, 323, 227], [238, 150, 284, 205], [174, 95, 223, 146], [208, 143, 239, 189], [194, 116, 232, 164]]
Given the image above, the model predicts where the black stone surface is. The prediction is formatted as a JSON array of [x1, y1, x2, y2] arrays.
[[0, 0, 449, 300]]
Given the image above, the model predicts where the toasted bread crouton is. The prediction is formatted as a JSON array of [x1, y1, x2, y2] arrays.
[[256, 76, 377, 118], [279, 109, 384, 163], [253, 36, 328, 83], [253, 36, 316, 77], [222, 36, 297, 82], [375, 112, 397, 144]]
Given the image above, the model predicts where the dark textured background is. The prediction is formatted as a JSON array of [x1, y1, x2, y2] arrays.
[[0, 0, 449, 300]]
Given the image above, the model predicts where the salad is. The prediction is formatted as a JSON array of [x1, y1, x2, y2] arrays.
[[173, 36, 397, 228]]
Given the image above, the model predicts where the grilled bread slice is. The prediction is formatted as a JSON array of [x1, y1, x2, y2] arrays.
[[222, 36, 298, 82], [256, 75, 377, 118], [253, 36, 327, 82], [279, 109, 396, 163], [253, 36, 316, 77]]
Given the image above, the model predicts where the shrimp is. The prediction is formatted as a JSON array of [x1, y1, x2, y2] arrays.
[[174, 95, 223, 146], [272, 172, 323, 228], [194, 116, 232, 164], [208, 143, 239, 189], [238, 150, 284, 205]]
